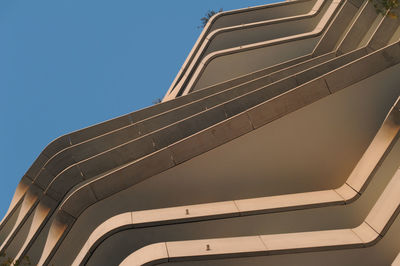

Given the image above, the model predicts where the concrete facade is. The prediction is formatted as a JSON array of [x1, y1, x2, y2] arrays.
[[1, 0, 400, 265]]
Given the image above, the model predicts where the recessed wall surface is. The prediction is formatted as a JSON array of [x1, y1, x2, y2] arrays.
[[191, 37, 320, 91]]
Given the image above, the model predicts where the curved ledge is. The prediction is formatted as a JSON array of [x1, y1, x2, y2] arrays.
[[36, 40, 400, 265], [164, 0, 318, 100], [164, 0, 366, 103], [71, 100, 400, 265], [119, 243, 168, 266], [178, 0, 343, 97], [166, 0, 327, 100], [117, 165, 400, 265], [183, 0, 387, 96]]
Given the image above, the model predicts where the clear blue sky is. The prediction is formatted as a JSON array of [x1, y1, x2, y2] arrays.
[[0, 0, 276, 219]]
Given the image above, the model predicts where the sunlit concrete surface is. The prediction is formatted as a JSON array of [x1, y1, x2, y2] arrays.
[[1, 0, 399, 265]]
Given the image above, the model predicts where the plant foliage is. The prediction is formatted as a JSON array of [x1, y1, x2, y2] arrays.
[[370, 0, 399, 17], [0, 252, 31, 266], [152, 98, 162, 104], [199, 8, 223, 28]]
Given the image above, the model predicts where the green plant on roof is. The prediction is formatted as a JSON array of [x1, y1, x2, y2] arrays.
[[199, 8, 223, 28], [0, 252, 31, 266], [370, 0, 399, 17]]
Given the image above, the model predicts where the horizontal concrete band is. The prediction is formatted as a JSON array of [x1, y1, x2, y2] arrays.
[[118, 166, 400, 265], [184, 0, 386, 95], [181, 0, 342, 96], [71, 100, 400, 265], [168, 0, 329, 98], [175, 0, 361, 98], [177, 0, 390, 97], [162, 0, 358, 109], [114, 166, 400, 265], [120, 227, 374, 266], [164, 0, 318, 100], [167, 0, 366, 99]]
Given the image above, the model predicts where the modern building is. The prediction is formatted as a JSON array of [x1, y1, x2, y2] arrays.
[[1, 0, 400, 265]]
